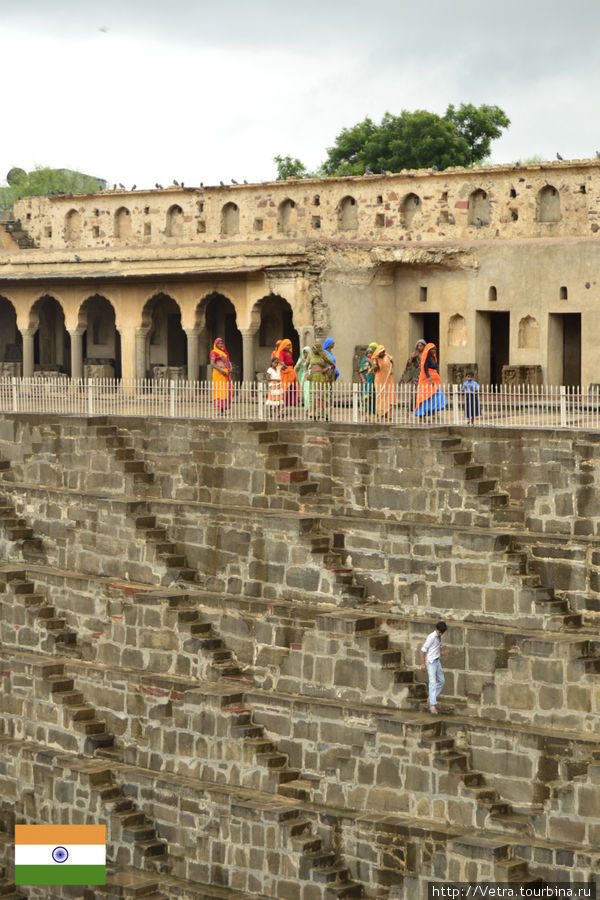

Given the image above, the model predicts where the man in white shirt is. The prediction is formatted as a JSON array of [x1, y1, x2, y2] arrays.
[[420, 621, 447, 714]]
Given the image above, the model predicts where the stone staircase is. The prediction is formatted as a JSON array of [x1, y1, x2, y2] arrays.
[[86, 767, 170, 874], [88, 420, 161, 496], [133, 510, 200, 585], [40, 661, 117, 756], [3, 220, 36, 250], [207, 685, 315, 801], [435, 435, 525, 527], [504, 541, 582, 630], [254, 428, 320, 510], [0, 489, 45, 563], [168, 595, 248, 681], [0, 568, 80, 655]]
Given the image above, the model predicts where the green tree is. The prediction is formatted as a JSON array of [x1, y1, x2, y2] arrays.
[[322, 104, 511, 175], [273, 155, 310, 180], [0, 165, 104, 209]]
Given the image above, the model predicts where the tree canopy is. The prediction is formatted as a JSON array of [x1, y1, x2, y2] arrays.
[[274, 103, 510, 178], [0, 165, 105, 209]]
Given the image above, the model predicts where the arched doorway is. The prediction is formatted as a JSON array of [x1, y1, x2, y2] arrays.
[[254, 294, 299, 373], [0, 297, 22, 374], [31, 295, 71, 375], [78, 295, 122, 378], [142, 293, 187, 377], [198, 293, 243, 381]]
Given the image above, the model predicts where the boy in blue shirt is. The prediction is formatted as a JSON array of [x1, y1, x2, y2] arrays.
[[461, 370, 479, 425]]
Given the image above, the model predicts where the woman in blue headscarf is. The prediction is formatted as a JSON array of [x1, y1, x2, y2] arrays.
[[322, 337, 340, 380]]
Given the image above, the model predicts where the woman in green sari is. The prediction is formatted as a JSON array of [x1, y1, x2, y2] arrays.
[[359, 342, 377, 415], [294, 346, 312, 408], [307, 341, 335, 420]]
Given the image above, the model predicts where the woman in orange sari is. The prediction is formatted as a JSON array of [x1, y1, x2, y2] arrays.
[[372, 344, 396, 420], [415, 343, 447, 417], [276, 338, 299, 407], [210, 337, 232, 412]]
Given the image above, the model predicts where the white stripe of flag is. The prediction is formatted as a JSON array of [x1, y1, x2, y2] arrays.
[[15, 845, 106, 866]]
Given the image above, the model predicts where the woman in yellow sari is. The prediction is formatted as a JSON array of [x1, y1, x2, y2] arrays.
[[210, 337, 232, 412]]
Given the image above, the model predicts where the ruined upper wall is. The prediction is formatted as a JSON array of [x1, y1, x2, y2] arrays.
[[10, 158, 600, 252]]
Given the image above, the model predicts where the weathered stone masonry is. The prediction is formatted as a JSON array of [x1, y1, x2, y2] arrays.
[[0, 415, 599, 898]]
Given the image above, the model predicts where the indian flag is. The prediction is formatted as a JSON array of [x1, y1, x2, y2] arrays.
[[15, 824, 106, 885]]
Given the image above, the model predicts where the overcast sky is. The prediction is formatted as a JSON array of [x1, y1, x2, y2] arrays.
[[0, 0, 597, 189]]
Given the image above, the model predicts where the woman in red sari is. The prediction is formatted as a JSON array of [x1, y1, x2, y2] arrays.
[[210, 337, 232, 412], [415, 342, 447, 417], [276, 338, 299, 407]]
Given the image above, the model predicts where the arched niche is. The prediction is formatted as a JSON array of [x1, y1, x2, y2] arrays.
[[448, 314, 467, 347], [221, 203, 240, 236], [253, 294, 300, 373], [195, 292, 243, 381], [277, 198, 297, 234], [468, 189, 490, 226], [141, 293, 187, 376], [338, 196, 358, 231], [78, 294, 121, 378], [65, 209, 81, 243], [518, 315, 539, 349], [0, 296, 22, 370], [401, 193, 421, 228], [30, 295, 71, 375], [114, 207, 132, 240], [537, 185, 560, 223], [166, 204, 184, 238]]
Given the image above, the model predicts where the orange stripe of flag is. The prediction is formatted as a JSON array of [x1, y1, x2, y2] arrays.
[[15, 825, 105, 845]]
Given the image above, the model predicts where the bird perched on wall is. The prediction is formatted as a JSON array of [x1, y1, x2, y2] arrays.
[[476, 217, 483, 228], [156, 183, 163, 189], [596, 152, 600, 159], [173, 179, 179, 186], [431, 165, 438, 173], [119, 183, 125, 189], [74, 255, 80, 262], [131, 185, 136, 191], [231, 179, 238, 184], [556, 153, 564, 160], [113, 184, 117, 190], [220, 181, 225, 186], [180, 181, 184, 188], [365, 165, 373, 174], [243, 180, 248, 184]]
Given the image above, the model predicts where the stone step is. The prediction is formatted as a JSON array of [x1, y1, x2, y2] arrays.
[[433, 752, 468, 773], [326, 883, 363, 899], [157, 554, 186, 567], [23, 593, 49, 607], [123, 461, 147, 473], [256, 752, 287, 768], [66, 705, 96, 721], [474, 479, 498, 495], [371, 648, 403, 667], [55, 690, 84, 706], [47, 675, 74, 693], [73, 719, 107, 735], [277, 779, 312, 800], [313, 866, 350, 884], [114, 448, 136, 460], [136, 840, 167, 858], [464, 465, 485, 479], [87, 732, 115, 750], [6, 580, 34, 594], [276, 469, 308, 484], [189, 622, 212, 635]]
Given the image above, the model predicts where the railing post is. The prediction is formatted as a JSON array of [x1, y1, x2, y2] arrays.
[[169, 380, 175, 418], [560, 385, 566, 428], [11, 377, 18, 413], [258, 381, 265, 421], [352, 383, 359, 423], [452, 384, 459, 425], [87, 379, 94, 416]]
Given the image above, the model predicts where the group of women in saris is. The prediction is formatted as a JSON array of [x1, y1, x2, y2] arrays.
[[358, 343, 396, 420], [267, 337, 339, 420], [210, 334, 447, 419]]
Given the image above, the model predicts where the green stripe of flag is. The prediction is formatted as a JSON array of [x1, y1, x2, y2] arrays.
[[15, 864, 106, 885]]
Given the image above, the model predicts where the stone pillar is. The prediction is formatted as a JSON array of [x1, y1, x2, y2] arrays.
[[70, 330, 84, 379], [22, 331, 34, 377], [186, 329, 200, 381], [118, 326, 136, 381], [135, 329, 148, 380], [241, 329, 256, 383]]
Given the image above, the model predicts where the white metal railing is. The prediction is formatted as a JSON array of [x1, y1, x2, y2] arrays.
[[0, 378, 598, 430]]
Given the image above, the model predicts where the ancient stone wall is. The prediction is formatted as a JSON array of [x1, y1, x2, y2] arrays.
[[12, 158, 600, 252], [0, 414, 599, 897]]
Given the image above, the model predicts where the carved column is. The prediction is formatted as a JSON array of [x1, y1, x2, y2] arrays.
[[135, 328, 148, 380]]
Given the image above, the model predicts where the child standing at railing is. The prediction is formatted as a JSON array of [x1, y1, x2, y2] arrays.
[[461, 370, 480, 425], [265, 358, 284, 418]]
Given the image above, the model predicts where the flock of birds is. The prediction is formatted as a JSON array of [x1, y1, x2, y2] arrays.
[[32, 153, 600, 200]]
